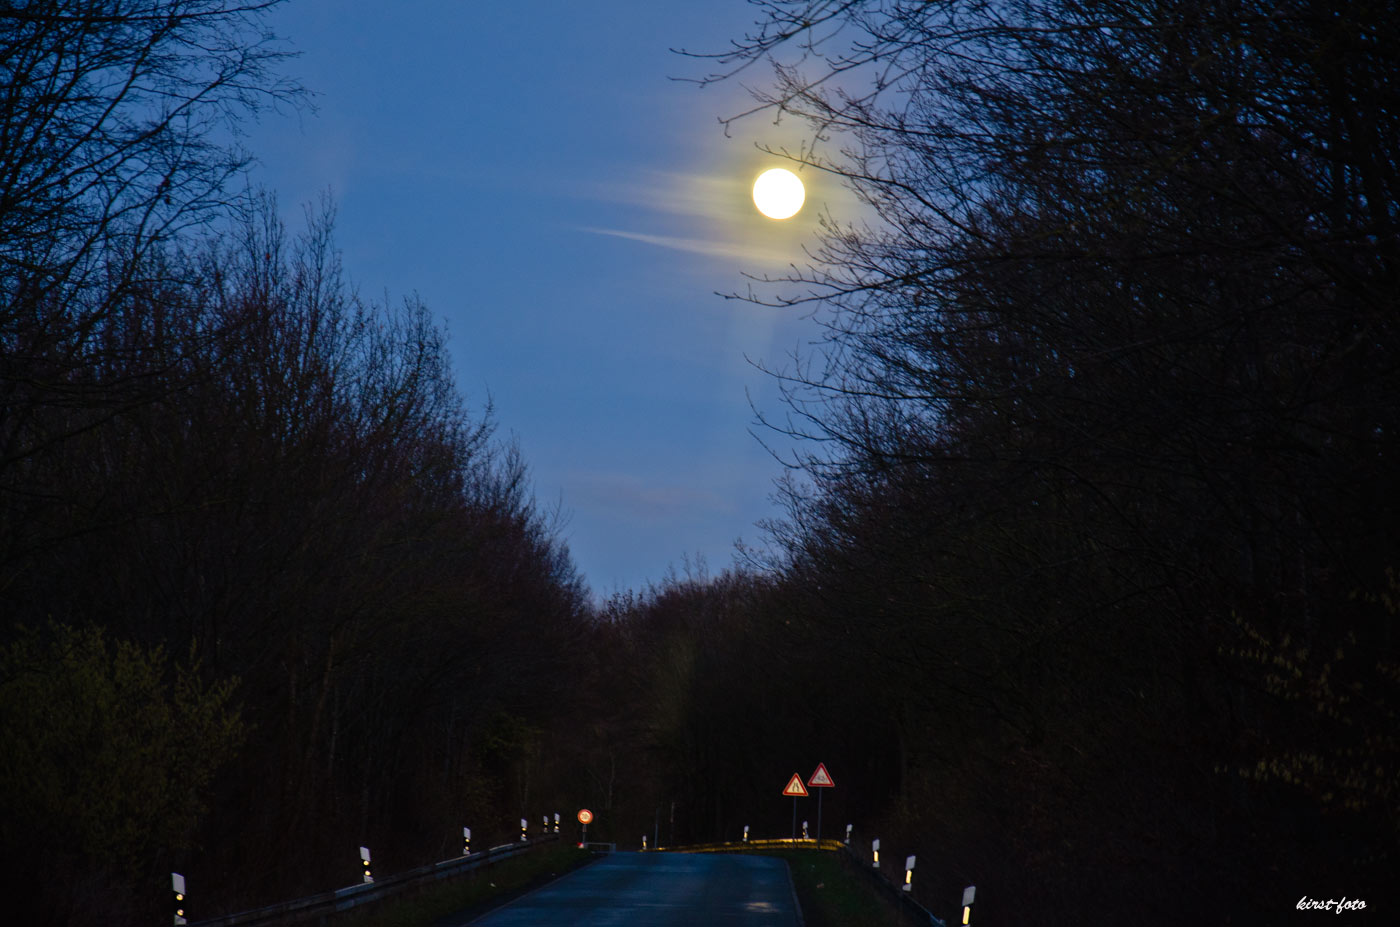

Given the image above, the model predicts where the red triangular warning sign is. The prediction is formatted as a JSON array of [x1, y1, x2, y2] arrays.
[[808, 763, 835, 788], [782, 773, 809, 797]]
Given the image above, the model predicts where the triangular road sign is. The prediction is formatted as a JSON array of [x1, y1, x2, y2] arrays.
[[808, 763, 835, 788], [782, 773, 809, 797]]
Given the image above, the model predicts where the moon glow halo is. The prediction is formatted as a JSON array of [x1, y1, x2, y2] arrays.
[[752, 168, 805, 220]]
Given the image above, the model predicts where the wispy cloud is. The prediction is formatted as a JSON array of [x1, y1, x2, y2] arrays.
[[567, 470, 737, 521], [580, 226, 796, 264], [584, 169, 748, 223]]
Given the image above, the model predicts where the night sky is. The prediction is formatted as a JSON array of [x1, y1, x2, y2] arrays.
[[245, 1, 867, 596]]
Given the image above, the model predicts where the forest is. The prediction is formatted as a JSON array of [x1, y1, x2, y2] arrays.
[[2, 2, 1396, 925]]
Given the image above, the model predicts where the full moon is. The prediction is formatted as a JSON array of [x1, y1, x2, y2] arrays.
[[752, 168, 805, 220]]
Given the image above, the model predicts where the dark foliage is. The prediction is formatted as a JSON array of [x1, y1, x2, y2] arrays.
[[631, 0, 1399, 922], [2, 5, 589, 923]]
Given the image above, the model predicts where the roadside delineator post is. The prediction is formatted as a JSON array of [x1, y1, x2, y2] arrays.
[[802, 820, 809, 840], [542, 815, 549, 837], [872, 837, 880, 868], [642, 834, 647, 850], [172, 872, 187, 925], [903, 855, 916, 892], [554, 812, 560, 833], [463, 827, 471, 856], [520, 818, 528, 842], [742, 825, 749, 843], [360, 846, 373, 883], [845, 823, 852, 845], [962, 885, 976, 924]]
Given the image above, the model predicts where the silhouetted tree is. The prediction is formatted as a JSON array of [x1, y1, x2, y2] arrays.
[[691, 0, 1399, 921], [1, 6, 600, 921], [2, 0, 301, 586]]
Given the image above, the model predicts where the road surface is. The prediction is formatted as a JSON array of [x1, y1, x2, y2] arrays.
[[453, 851, 800, 926]]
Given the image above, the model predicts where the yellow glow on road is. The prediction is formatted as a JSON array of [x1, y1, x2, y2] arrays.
[[752, 168, 805, 219]]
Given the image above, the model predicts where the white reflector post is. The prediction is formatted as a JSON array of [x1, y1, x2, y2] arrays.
[[872, 837, 880, 867], [845, 823, 852, 844], [963, 884, 976, 924], [463, 826, 471, 855], [904, 855, 916, 891], [360, 846, 372, 883], [172, 872, 187, 925], [520, 818, 528, 841], [743, 825, 749, 842], [554, 812, 560, 833]]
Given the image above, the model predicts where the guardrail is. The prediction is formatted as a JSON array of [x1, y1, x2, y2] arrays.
[[670, 837, 847, 853], [188, 834, 560, 927], [580, 842, 617, 853]]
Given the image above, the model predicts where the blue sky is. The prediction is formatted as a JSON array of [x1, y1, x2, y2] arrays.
[[245, 2, 863, 597]]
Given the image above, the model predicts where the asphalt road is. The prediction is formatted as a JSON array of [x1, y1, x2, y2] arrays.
[[453, 851, 801, 926]]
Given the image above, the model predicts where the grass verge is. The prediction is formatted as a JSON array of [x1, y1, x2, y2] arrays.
[[751, 848, 906, 927], [337, 843, 596, 927]]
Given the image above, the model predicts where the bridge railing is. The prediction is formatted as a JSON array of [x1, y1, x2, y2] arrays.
[[669, 837, 847, 853], [187, 834, 560, 927]]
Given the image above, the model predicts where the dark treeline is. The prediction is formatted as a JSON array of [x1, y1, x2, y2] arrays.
[[1, 3, 589, 924], [4, 2, 1398, 926], [593, 0, 1396, 923]]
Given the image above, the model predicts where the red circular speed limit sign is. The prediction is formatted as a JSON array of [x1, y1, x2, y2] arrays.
[[577, 808, 594, 824]]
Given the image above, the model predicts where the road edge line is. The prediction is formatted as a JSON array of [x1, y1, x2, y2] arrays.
[[781, 858, 806, 927]]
